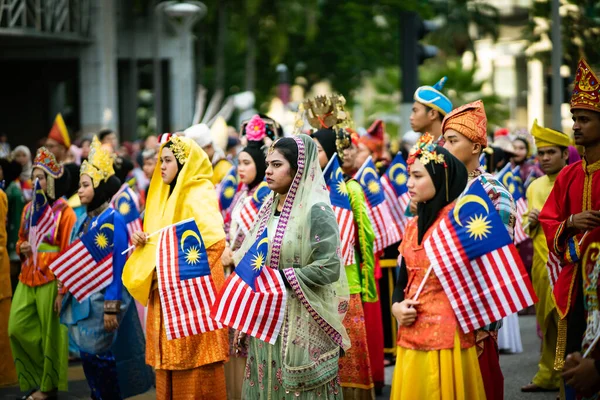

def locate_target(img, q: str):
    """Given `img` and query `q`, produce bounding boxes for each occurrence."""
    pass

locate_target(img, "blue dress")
[60,207,153,399]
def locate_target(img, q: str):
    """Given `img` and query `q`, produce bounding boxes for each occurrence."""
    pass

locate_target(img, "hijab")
[87,175,121,212]
[12,145,32,182]
[408,137,468,244]
[311,128,337,160]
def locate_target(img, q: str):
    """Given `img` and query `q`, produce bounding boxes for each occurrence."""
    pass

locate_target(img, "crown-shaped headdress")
[80,136,115,188]
[33,147,63,178]
[570,58,600,113]
[407,133,446,167]
[294,94,352,134]
[167,135,191,165]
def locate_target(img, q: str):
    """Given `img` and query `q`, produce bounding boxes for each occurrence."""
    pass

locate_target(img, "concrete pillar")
[527,59,544,127]
[79,0,118,134]
[168,30,194,131]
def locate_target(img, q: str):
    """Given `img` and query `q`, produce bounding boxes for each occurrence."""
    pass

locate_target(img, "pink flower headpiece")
[245,115,267,142]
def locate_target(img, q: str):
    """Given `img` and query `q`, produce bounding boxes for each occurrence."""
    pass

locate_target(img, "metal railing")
[0,0,92,41]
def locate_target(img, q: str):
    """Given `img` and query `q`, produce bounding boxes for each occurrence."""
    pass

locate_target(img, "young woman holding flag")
[8,147,76,400]
[58,136,153,399]
[390,134,486,399]
[123,134,229,399]
[232,134,350,399]
[312,127,377,400]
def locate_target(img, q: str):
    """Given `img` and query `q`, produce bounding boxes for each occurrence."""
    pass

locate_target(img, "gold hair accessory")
[169,135,190,165]
[295,94,352,135]
[407,133,446,167]
[80,136,115,188]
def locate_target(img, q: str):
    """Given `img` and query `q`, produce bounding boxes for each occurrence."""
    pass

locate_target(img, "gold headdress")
[294,94,352,134]
[80,136,115,188]
[168,135,191,165]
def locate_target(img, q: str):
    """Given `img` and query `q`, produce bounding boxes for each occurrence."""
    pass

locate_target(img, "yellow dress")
[523,174,561,389]
[391,206,486,400]
[0,191,17,387]
[123,136,229,399]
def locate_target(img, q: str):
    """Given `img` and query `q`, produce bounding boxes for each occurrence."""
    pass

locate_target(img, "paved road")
[1,315,559,399]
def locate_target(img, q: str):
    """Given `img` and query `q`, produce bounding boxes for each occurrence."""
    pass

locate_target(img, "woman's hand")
[20,241,32,257]
[131,231,148,247]
[409,200,418,215]
[221,247,234,268]
[104,314,119,332]
[53,293,64,314]
[233,330,246,354]
[392,299,419,327]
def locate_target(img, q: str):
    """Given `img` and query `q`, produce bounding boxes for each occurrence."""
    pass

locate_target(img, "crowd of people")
[0,58,598,400]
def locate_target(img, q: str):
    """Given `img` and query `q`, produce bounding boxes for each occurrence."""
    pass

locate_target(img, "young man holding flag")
[539,58,600,398]
[442,99,517,400]
[520,120,571,393]
[8,148,76,399]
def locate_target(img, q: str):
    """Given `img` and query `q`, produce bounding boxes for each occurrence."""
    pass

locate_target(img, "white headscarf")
[12,145,32,181]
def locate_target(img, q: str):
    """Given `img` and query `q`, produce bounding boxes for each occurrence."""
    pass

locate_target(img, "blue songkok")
[414,76,453,116]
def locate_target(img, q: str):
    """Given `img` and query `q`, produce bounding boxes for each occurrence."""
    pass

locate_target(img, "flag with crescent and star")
[237,181,271,235]
[354,157,402,252]
[381,152,411,238]
[49,210,116,302]
[111,185,143,252]
[323,154,356,266]
[156,218,223,340]
[496,164,529,244]
[211,228,287,344]
[28,178,54,266]
[424,179,537,333]
[218,166,239,214]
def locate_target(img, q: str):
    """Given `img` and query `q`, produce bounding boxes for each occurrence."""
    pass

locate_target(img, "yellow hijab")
[123,136,225,304]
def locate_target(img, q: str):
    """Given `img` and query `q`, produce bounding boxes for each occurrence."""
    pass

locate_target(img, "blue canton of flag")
[385,153,410,197]
[113,186,141,224]
[50,211,115,301]
[172,219,211,279]
[322,155,356,266]
[355,158,385,207]
[218,166,239,212]
[496,164,528,244]
[479,152,487,171]
[211,227,287,344]
[382,152,411,237]
[28,179,54,265]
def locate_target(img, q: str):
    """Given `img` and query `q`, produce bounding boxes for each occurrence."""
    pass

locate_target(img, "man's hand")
[562,352,600,396]
[20,241,32,257]
[392,299,419,327]
[569,211,600,231]
[528,208,540,229]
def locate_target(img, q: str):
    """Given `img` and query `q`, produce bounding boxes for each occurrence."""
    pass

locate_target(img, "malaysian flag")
[355,157,401,252]
[381,152,411,238]
[112,185,143,251]
[237,181,271,235]
[479,152,487,171]
[28,179,54,266]
[218,166,239,213]
[497,165,528,244]
[323,155,356,266]
[424,179,537,333]
[211,228,287,344]
[49,211,115,301]
[546,250,561,290]
[156,218,223,340]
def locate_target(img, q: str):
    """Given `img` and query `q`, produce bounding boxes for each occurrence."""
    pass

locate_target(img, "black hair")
[0,158,22,185]
[272,138,298,176]
[424,105,445,122]
[513,137,530,155]
[98,129,114,143]
[164,139,185,195]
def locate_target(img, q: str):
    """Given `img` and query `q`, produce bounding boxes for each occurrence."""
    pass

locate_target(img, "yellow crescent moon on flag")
[501,171,513,188]
[258,237,269,248]
[453,195,490,227]
[335,166,343,181]
[100,223,114,231]
[119,191,131,201]
[388,163,407,186]
[360,167,379,186]
[181,229,201,252]
[224,175,237,185]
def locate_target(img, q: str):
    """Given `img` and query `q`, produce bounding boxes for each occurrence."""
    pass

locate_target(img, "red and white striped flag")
[237,181,271,235]
[514,197,529,244]
[211,228,287,344]
[156,218,223,340]
[354,157,401,252]
[49,211,115,301]
[381,152,412,238]
[546,250,561,290]
[423,180,537,333]
[322,155,356,266]
[28,179,55,265]
[112,185,143,250]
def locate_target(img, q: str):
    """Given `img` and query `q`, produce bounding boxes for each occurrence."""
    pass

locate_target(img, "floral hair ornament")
[407,133,446,168]
[167,135,191,165]
[245,115,267,142]
[80,136,115,188]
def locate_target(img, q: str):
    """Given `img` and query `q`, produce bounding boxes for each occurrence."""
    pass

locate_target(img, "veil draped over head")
[235,134,350,389]
[123,136,225,304]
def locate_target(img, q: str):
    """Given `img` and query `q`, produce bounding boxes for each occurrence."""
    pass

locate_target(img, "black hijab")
[311,128,337,161]
[240,141,266,189]
[87,175,122,212]
[415,146,468,244]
